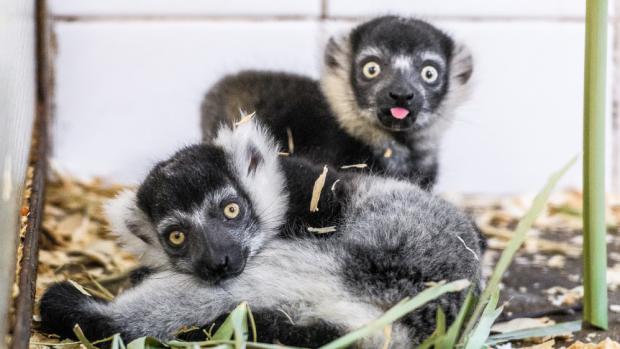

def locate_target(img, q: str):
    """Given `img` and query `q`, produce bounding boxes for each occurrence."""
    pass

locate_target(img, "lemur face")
[135,145,259,283]
[350,17,454,130]
[323,16,473,133]
[106,122,288,285]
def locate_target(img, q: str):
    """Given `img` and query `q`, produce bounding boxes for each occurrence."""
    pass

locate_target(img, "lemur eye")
[168,231,186,246]
[421,66,439,83]
[362,61,381,79]
[223,202,241,219]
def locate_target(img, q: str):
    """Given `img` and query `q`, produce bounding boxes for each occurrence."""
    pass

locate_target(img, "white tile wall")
[52,20,321,184]
[327,0,603,19]
[48,2,620,194]
[49,0,322,17]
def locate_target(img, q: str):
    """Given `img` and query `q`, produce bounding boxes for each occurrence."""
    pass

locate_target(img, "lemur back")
[40,121,482,348]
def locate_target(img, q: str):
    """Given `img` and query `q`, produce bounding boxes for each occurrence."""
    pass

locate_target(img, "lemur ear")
[213,119,288,233]
[450,42,473,85]
[324,34,350,71]
[104,189,158,258]
[213,119,279,179]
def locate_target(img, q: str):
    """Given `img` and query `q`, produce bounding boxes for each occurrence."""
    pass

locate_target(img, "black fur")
[202,72,374,171]
[280,157,351,238]
[39,282,118,341]
[180,309,343,346]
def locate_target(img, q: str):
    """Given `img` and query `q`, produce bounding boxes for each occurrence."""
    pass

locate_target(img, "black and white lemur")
[40,121,482,348]
[201,16,473,189]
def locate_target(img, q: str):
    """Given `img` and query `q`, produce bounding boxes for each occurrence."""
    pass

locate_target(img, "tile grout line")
[50,14,618,23]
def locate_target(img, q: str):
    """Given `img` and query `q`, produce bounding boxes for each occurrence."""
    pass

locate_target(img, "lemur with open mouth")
[202,16,473,189]
[40,121,482,348]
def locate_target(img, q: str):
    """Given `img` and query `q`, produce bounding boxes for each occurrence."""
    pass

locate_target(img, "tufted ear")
[213,119,289,234]
[324,33,351,71]
[104,189,166,266]
[450,42,473,86]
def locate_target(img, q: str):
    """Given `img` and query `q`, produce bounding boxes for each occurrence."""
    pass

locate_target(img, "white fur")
[320,34,393,148]
[103,190,168,267]
[419,51,446,68]
[393,55,412,72]
[213,120,289,239]
[357,46,382,61]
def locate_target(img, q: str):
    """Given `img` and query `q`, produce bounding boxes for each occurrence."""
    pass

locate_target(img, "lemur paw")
[40,282,93,339]
[40,282,115,341]
[375,141,412,176]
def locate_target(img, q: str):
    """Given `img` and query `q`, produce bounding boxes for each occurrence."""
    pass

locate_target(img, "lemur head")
[105,121,288,284]
[322,16,473,143]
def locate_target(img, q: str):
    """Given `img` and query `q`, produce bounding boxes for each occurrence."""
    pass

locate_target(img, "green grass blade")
[318,279,470,349]
[416,331,440,349]
[167,339,305,349]
[111,334,127,349]
[415,306,451,349]
[231,302,249,349]
[485,320,582,346]
[127,337,168,349]
[73,325,100,349]
[212,305,245,341]
[438,289,474,349]
[461,156,577,337]
[463,289,503,349]
[436,307,446,337]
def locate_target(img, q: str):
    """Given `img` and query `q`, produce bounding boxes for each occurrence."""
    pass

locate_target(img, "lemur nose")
[213,255,230,272]
[389,91,414,101]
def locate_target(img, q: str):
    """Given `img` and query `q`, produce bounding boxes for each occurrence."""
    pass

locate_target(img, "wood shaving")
[383,148,393,158]
[307,226,337,234]
[381,325,392,349]
[567,338,620,349]
[330,179,341,193]
[286,128,294,155]
[545,286,583,306]
[492,317,555,333]
[309,166,328,212]
[67,280,92,297]
[234,111,256,126]
[518,339,556,349]
[547,255,566,269]
[607,264,620,291]
[340,164,368,169]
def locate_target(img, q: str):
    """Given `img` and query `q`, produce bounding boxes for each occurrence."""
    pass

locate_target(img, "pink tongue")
[390,107,410,119]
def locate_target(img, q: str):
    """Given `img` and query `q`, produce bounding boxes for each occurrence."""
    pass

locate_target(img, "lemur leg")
[180,309,343,346]
[40,273,231,343]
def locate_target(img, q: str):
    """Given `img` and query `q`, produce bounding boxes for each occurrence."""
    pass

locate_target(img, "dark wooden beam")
[10,0,51,347]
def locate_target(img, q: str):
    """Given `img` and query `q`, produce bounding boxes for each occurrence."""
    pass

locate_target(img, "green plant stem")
[318,279,470,349]
[583,0,609,330]
[461,157,577,338]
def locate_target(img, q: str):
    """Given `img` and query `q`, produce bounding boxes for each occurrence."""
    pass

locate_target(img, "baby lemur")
[202,16,473,189]
[40,121,482,348]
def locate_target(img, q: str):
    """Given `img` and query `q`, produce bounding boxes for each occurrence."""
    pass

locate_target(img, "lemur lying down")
[40,121,482,348]
[202,16,473,189]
